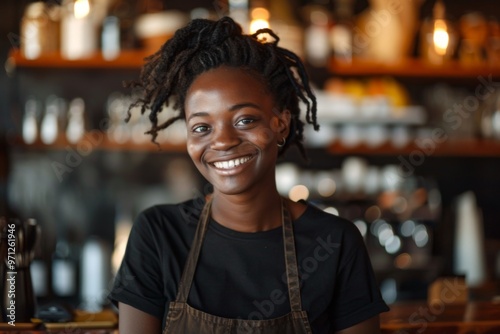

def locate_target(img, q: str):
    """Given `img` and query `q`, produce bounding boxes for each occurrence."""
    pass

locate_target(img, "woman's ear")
[278,109,291,138]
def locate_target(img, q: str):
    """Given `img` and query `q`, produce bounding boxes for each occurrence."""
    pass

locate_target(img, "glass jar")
[60,0,97,60]
[20,2,59,59]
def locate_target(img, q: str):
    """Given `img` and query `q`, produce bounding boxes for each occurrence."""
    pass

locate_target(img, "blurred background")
[1,0,500,312]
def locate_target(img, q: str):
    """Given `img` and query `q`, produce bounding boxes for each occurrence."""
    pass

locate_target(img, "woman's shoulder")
[134,197,206,230]
[296,201,363,238]
[296,201,351,224]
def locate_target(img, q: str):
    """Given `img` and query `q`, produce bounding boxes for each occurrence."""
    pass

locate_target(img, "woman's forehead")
[186,67,271,102]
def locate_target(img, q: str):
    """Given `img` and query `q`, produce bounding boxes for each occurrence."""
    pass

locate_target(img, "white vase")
[454,191,487,288]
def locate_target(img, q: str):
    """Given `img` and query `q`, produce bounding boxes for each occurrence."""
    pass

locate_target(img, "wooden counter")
[381,301,500,334]
[2,302,500,333]
[0,309,117,334]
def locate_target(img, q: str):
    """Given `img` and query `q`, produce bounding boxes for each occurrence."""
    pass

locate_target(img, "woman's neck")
[209,190,283,233]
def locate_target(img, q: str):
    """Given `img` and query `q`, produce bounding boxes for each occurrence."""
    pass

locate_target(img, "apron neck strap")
[281,197,303,311]
[175,196,213,302]
[175,196,303,312]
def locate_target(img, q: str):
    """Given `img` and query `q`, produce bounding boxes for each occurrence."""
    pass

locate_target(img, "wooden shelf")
[329,58,500,79]
[9,135,187,153]
[10,135,500,157]
[9,49,500,80]
[7,49,150,69]
[327,138,500,157]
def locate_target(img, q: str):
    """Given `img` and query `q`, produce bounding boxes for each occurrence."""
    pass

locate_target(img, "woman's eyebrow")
[229,102,261,112]
[187,111,209,122]
[188,103,262,121]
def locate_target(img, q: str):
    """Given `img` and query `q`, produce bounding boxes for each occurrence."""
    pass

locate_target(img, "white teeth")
[213,156,251,169]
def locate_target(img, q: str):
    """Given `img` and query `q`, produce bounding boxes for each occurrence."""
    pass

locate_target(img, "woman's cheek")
[252,127,277,148]
[187,140,201,160]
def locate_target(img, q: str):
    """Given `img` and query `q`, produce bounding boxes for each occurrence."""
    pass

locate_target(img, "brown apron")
[163,197,313,334]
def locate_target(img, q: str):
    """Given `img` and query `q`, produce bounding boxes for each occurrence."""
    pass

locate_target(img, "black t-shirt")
[109,197,389,333]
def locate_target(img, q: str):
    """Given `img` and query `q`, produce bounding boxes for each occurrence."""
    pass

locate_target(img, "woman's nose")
[210,124,240,150]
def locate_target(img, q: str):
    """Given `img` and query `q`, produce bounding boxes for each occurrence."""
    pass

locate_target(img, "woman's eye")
[192,125,209,133]
[236,118,256,126]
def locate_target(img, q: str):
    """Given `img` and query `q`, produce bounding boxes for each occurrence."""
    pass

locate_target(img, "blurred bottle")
[52,239,77,298]
[106,92,131,144]
[30,257,48,299]
[304,3,331,67]
[480,91,500,141]
[106,0,138,50]
[419,0,458,65]
[330,0,353,62]
[487,18,500,64]
[66,98,86,144]
[22,98,39,145]
[356,0,420,62]
[80,238,111,312]
[454,191,487,287]
[458,12,488,65]
[40,96,60,145]
[61,0,98,60]
[20,2,60,59]
[268,0,304,58]
[101,15,120,60]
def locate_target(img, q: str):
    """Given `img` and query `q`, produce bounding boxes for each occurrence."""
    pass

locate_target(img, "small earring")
[277,137,286,148]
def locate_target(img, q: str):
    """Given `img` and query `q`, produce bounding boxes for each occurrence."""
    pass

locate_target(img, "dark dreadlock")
[127,16,319,158]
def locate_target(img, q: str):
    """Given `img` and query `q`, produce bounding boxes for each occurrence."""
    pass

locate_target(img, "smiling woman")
[108,16,389,334]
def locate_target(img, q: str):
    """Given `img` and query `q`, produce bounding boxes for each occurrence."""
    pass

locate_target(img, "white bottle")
[305,8,330,67]
[52,240,76,297]
[101,16,120,61]
[80,238,111,312]
[61,0,97,60]
[66,97,86,144]
[22,98,39,144]
[40,96,59,145]
[454,191,487,287]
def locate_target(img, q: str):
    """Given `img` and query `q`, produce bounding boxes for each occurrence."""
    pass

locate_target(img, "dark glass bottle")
[330,0,354,61]
[107,0,139,50]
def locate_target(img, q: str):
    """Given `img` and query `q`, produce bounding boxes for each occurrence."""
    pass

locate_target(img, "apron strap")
[281,198,303,312]
[175,196,213,303]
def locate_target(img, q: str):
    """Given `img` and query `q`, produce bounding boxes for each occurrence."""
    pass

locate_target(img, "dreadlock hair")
[127,16,319,158]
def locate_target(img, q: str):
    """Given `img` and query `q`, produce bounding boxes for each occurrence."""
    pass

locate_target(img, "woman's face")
[184,66,290,196]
